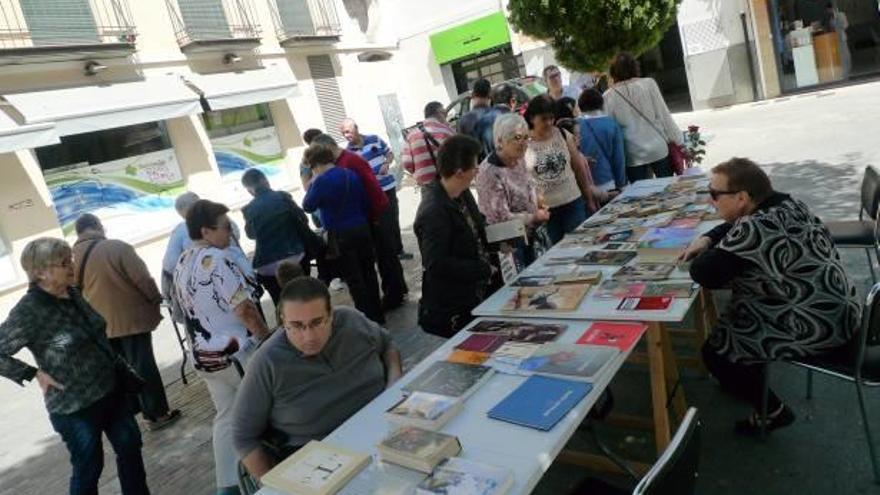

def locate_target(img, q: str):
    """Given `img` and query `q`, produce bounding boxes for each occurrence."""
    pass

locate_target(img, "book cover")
[379,426,461,460]
[576,321,648,351]
[487,375,593,431]
[638,228,698,251]
[520,343,620,381]
[554,269,602,285]
[511,275,556,287]
[260,440,371,495]
[667,217,701,229]
[502,285,589,312]
[612,263,675,281]
[386,392,460,424]
[639,211,676,228]
[602,241,638,251]
[617,296,673,311]
[594,280,647,299]
[447,350,490,365]
[492,342,539,362]
[456,334,507,353]
[416,457,514,495]
[642,282,697,298]
[469,320,565,344]
[402,361,494,398]
[577,250,637,266]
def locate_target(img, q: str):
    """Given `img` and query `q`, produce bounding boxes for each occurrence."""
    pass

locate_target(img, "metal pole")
[741,11,761,101]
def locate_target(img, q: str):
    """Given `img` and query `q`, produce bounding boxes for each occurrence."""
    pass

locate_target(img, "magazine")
[502,285,590,312]
[469,320,565,344]
[577,250,637,266]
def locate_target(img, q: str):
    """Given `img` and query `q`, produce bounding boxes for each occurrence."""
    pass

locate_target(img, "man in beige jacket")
[73,213,180,431]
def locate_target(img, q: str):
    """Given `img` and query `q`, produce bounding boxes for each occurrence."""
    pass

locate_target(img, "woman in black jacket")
[414,135,499,338]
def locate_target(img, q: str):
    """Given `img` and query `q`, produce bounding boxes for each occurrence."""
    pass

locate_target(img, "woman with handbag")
[0,237,150,495]
[603,52,685,182]
[302,144,384,324]
[475,113,551,270]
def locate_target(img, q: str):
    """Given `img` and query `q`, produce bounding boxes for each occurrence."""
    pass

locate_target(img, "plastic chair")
[570,408,702,495]
[825,166,880,282]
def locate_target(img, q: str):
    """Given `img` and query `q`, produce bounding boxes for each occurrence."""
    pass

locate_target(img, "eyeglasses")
[507,133,528,142]
[708,188,740,201]
[286,315,329,333]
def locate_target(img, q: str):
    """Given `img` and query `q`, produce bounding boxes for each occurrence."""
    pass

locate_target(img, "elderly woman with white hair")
[0,237,150,495]
[475,113,551,269]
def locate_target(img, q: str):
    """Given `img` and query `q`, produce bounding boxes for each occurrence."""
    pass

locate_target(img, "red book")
[577,321,648,351]
[456,334,507,353]
[617,296,673,311]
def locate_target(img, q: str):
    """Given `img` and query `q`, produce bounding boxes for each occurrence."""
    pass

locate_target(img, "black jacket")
[242,188,306,269]
[414,182,494,320]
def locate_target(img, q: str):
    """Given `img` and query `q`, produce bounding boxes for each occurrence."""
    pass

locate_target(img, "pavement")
[4,80,880,494]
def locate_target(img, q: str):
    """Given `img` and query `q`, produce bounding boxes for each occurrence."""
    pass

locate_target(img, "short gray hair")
[493,113,528,148]
[20,237,71,283]
[175,192,200,216]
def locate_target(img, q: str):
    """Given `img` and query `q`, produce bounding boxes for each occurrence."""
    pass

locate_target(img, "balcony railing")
[0,0,136,52]
[268,0,341,45]
[165,0,261,51]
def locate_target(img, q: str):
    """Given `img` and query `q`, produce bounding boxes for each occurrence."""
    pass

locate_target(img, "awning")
[183,64,298,112]
[0,108,59,153]
[3,76,202,137]
[429,11,511,65]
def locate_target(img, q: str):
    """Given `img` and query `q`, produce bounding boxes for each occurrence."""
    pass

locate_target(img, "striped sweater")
[401,118,455,185]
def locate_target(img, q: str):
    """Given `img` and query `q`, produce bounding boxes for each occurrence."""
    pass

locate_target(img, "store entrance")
[450,44,525,95]
[769,0,880,92]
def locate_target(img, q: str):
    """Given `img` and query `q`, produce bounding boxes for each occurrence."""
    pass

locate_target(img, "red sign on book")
[576,321,648,351]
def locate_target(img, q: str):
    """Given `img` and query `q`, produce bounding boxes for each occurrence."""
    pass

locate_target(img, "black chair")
[760,282,880,483]
[570,408,701,495]
[825,165,880,282]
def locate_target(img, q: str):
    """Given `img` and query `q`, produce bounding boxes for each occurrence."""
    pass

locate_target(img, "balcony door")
[178,0,231,41]
[20,0,100,46]
[277,0,315,36]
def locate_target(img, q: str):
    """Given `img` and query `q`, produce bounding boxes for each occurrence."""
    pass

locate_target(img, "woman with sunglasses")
[680,158,859,437]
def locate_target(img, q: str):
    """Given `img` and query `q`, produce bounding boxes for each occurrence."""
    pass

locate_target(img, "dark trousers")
[256,273,283,307]
[336,225,384,324]
[385,188,405,255]
[373,198,408,302]
[49,392,149,495]
[109,333,169,422]
[547,198,588,244]
[626,156,674,183]
[702,343,782,412]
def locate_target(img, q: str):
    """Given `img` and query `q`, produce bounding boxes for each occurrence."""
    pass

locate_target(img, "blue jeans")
[547,199,587,244]
[49,392,149,495]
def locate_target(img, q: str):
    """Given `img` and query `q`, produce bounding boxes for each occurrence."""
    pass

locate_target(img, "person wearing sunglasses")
[680,158,860,437]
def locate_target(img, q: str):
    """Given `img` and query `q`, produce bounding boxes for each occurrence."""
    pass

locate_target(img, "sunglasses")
[708,188,740,201]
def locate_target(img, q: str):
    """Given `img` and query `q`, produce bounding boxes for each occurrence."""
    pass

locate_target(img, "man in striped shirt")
[401,101,455,188]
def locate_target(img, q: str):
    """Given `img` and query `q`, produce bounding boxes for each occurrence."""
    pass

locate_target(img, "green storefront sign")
[429,12,511,65]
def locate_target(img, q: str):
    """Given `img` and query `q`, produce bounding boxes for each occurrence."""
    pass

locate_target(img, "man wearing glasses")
[232,277,402,480]
[680,158,859,437]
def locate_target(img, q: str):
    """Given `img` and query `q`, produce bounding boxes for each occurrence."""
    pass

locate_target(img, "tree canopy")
[507,0,682,72]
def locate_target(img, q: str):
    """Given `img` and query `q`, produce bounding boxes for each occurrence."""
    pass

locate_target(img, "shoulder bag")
[613,87,687,175]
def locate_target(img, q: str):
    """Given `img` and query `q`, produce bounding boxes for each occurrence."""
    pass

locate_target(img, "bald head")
[339,118,361,145]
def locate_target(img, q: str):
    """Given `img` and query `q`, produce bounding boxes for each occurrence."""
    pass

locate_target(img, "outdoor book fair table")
[256,175,720,494]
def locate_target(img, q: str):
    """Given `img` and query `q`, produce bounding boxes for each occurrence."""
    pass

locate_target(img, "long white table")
[256,317,637,495]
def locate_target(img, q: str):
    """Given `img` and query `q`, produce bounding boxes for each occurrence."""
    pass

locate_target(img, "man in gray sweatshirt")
[231,276,403,480]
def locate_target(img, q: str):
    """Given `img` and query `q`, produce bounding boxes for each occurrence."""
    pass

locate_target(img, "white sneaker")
[329,278,347,291]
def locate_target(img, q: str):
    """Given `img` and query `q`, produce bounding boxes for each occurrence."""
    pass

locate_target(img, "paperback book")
[416,457,514,495]
[469,320,565,344]
[612,262,675,281]
[511,275,556,287]
[260,440,370,495]
[617,296,673,311]
[593,280,647,299]
[520,343,620,381]
[491,342,540,362]
[502,285,589,312]
[638,227,698,252]
[378,426,462,474]
[576,321,648,351]
[554,269,603,285]
[602,241,638,251]
[642,282,698,298]
[402,361,494,399]
[487,375,593,431]
[456,334,507,353]
[577,250,637,266]
[447,350,490,365]
[385,392,463,431]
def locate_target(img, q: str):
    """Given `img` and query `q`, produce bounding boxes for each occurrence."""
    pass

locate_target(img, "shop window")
[202,103,273,139]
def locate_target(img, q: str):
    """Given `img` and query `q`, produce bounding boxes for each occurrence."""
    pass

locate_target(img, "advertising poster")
[211,125,293,204]
[43,148,185,241]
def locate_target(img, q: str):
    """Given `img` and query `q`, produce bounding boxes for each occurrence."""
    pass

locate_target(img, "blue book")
[487,375,592,431]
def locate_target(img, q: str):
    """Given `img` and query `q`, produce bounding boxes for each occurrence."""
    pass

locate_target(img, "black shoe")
[734,405,796,437]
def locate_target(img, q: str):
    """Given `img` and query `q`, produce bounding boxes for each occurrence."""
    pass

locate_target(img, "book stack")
[416,457,514,495]
[385,392,464,430]
[519,343,620,381]
[377,426,462,474]
[260,440,371,495]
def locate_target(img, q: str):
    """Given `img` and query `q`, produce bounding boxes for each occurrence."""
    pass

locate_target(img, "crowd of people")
[0,52,865,495]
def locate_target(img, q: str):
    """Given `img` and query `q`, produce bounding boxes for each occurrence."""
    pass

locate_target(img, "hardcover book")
[519,343,620,381]
[612,263,675,281]
[502,284,589,312]
[576,321,648,351]
[487,375,593,431]
[577,250,637,266]
[260,440,370,495]
[402,361,494,399]
[617,296,673,311]
[385,392,463,431]
[469,320,565,344]
[416,457,514,495]
[378,427,462,474]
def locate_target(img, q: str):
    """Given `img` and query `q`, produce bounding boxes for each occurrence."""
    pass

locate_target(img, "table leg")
[691,291,711,376]
[660,323,688,424]
[646,322,672,452]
